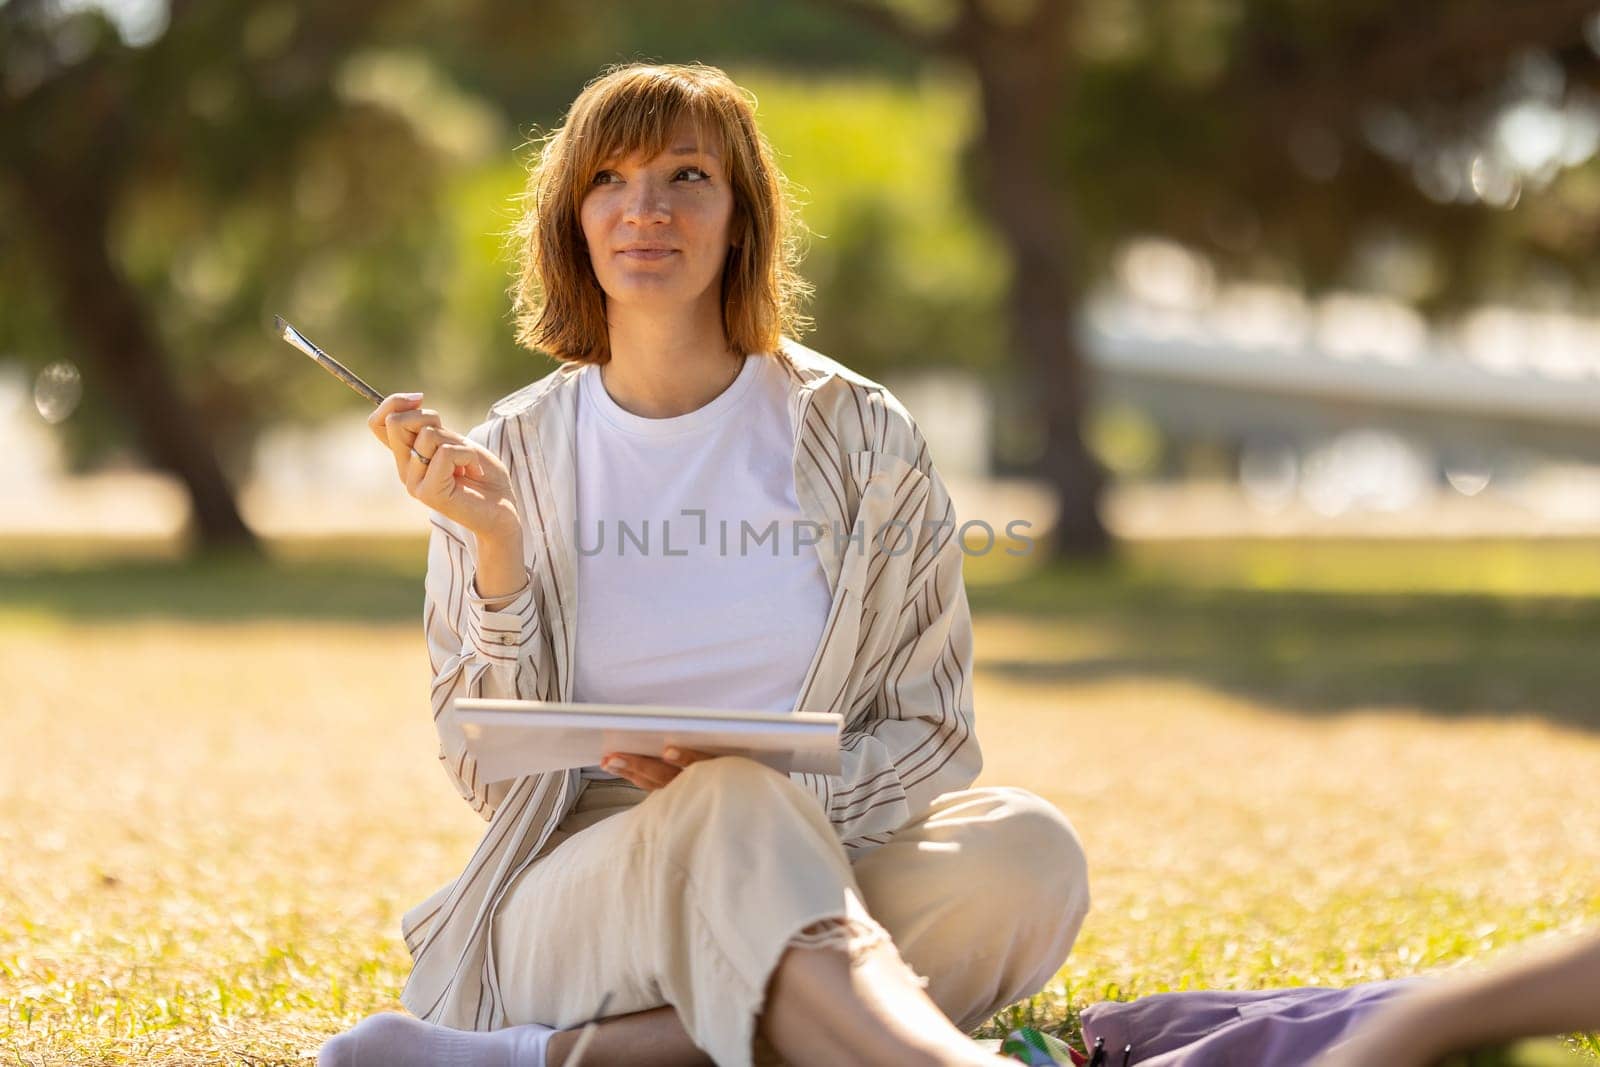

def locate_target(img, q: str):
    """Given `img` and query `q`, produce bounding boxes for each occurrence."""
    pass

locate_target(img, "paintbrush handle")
[274,316,387,406]
[311,349,385,406]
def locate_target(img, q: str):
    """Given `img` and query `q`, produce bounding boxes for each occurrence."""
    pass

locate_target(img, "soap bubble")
[34,360,83,424]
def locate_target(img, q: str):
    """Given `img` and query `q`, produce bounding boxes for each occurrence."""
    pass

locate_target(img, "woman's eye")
[591,167,709,186]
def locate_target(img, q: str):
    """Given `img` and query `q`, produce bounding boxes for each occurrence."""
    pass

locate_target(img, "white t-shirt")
[571,352,835,780]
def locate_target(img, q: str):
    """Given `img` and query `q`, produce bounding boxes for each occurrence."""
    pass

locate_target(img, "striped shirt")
[399,337,983,1030]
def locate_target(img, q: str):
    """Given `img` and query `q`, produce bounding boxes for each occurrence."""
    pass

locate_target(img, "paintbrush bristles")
[275,318,318,359]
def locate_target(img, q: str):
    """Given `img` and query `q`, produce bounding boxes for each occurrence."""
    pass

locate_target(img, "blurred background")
[5,1,1600,1063]
[7,0,1600,556]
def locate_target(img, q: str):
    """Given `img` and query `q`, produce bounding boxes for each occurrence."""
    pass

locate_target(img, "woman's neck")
[599,298,743,418]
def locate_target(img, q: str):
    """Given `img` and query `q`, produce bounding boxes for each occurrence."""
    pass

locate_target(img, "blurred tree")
[1056,0,1600,306]
[0,0,431,554]
[809,0,1600,560]
[812,0,1111,557]
[729,71,1008,386]
[0,0,948,556]
[9,0,1600,563]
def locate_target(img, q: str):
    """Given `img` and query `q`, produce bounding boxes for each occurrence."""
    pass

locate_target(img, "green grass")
[0,535,428,625]
[968,549,1600,731]
[2,536,1598,1063]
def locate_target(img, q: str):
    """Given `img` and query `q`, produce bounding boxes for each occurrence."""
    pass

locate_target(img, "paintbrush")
[272,315,386,406]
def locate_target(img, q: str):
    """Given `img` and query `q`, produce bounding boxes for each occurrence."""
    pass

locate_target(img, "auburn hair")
[508,62,813,364]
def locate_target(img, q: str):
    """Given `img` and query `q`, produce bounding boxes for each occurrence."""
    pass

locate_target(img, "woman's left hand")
[599,746,719,791]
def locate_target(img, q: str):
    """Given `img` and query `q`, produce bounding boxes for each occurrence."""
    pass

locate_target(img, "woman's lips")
[618,249,677,260]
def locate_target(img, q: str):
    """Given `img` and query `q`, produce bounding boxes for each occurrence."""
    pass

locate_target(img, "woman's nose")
[623,181,670,223]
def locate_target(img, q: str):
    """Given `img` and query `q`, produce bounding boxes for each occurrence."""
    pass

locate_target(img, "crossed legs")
[544,931,1003,1067]
[494,760,1089,1066]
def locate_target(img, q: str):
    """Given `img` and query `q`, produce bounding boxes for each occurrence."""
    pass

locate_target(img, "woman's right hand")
[368,392,522,541]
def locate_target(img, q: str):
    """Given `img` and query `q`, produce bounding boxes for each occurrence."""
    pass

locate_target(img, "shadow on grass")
[969,558,1600,732]
[0,537,429,624]
[6,536,1600,732]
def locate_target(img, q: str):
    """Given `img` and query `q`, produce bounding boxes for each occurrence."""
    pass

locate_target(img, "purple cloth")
[1081,978,1428,1066]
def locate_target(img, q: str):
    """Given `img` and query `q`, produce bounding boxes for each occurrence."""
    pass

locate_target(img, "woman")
[319,62,1089,1067]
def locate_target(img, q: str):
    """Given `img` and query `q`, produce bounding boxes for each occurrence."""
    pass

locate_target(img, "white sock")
[317,1011,557,1067]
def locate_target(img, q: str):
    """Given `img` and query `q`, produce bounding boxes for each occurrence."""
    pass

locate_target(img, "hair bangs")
[569,78,729,208]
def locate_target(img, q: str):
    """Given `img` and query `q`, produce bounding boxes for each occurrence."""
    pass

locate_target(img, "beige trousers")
[490,757,1090,1067]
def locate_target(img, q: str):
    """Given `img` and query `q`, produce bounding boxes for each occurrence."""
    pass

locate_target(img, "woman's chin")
[603,279,718,309]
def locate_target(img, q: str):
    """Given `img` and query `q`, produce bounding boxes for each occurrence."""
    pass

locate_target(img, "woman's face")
[580,119,737,318]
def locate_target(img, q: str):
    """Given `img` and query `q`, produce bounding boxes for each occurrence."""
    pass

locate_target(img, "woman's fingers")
[368,393,425,447]
[596,749,726,791]
[408,441,479,497]
[390,419,520,538]
[602,754,681,791]
[661,747,716,767]
[381,407,445,478]
[370,395,520,539]
[608,762,659,790]
[618,750,720,791]
[369,395,487,495]
[399,424,471,487]
[368,392,420,435]
[628,756,680,790]
[413,424,470,457]
[387,408,443,457]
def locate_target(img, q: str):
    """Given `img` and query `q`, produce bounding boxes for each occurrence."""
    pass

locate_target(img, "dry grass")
[3,540,1599,1063]
[1,622,476,1064]
[978,649,1600,1002]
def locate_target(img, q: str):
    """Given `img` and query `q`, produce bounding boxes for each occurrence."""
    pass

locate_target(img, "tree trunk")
[21,171,261,556]
[960,3,1111,560]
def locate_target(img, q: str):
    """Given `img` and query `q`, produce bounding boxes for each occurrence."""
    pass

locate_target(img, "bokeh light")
[33,360,83,424]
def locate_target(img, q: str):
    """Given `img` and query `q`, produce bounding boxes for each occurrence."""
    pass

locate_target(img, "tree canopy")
[5,0,1599,555]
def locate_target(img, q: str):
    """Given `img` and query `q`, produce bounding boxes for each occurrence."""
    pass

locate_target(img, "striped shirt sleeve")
[797,437,983,850]
[421,419,545,822]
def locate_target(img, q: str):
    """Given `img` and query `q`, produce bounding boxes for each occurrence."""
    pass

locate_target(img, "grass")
[2,536,1599,1064]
